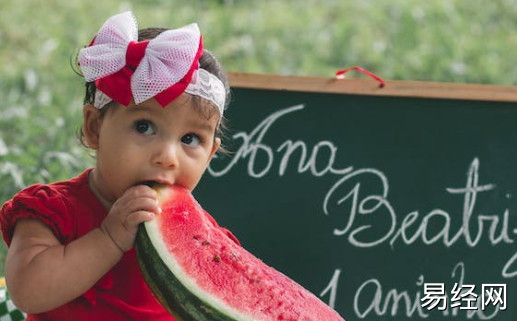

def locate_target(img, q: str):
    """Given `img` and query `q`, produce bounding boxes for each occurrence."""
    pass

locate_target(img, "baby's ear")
[82,105,102,149]
[208,137,221,162]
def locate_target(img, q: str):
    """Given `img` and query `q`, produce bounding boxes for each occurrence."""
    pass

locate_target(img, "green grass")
[0,0,516,273]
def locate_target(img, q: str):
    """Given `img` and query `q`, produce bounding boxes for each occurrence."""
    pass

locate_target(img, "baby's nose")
[153,142,179,168]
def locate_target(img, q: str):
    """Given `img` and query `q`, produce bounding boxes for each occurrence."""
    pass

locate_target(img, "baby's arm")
[4,185,160,313]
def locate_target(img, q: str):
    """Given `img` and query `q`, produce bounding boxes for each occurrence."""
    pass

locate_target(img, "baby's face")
[92,94,220,203]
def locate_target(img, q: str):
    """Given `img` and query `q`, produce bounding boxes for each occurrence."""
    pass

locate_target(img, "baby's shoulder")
[6,178,81,212]
[4,170,90,213]
[0,171,90,244]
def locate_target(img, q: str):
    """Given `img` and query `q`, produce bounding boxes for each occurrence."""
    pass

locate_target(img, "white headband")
[93,68,226,114]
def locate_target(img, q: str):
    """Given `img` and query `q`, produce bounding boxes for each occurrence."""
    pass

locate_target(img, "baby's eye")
[181,133,201,147]
[133,120,155,135]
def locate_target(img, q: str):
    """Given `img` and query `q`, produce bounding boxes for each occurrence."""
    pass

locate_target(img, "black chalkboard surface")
[194,73,517,321]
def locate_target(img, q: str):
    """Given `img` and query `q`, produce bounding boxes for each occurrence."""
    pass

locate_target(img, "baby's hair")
[76,27,231,154]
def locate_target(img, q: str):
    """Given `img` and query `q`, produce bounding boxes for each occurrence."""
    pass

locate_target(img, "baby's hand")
[100,185,161,252]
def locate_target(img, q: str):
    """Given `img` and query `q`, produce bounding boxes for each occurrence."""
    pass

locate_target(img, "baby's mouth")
[137,180,168,189]
[138,180,158,188]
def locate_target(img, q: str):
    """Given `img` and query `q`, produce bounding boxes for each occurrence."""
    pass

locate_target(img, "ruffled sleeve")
[0,184,73,246]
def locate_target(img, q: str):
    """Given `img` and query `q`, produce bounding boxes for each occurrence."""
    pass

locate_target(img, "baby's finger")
[116,185,158,207]
[125,210,156,228]
[125,197,161,214]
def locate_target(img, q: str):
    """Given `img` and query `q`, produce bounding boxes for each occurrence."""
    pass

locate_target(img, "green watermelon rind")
[135,220,255,321]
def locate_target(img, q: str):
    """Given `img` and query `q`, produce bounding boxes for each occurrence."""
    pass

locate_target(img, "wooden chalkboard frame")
[229,72,517,102]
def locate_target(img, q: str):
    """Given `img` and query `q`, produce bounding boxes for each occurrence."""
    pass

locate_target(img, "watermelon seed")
[202,241,210,246]
[213,254,221,262]
[200,305,213,313]
[193,235,202,240]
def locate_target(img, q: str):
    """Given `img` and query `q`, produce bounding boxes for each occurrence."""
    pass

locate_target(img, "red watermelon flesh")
[139,185,346,321]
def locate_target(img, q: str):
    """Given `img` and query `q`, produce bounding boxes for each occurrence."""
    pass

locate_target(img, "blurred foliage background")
[0,0,516,272]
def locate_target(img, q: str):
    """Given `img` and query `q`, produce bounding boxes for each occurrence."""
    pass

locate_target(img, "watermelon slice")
[135,185,346,321]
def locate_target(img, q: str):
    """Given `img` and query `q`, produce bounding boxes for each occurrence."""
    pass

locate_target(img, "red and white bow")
[78,11,203,107]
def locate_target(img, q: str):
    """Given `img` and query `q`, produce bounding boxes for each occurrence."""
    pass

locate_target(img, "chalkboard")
[194,73,517,321]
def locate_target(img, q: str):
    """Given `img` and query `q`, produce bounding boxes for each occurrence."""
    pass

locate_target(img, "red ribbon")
[95,40,149,106]
[335,66,385,88]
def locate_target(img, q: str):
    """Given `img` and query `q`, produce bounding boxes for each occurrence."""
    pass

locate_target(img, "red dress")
[0,169,174,321]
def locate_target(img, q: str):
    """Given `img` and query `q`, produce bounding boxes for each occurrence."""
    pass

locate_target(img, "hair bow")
[78,11,203,107]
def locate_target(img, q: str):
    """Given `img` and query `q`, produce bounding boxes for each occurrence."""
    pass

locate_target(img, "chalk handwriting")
[319,268,341,309]
[502,251,517,278]
[324,158,514,248]
[209,104,352,178]
[321,262,501,319]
